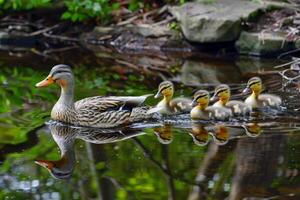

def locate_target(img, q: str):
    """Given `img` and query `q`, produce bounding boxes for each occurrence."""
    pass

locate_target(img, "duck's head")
[243,77,262,95]
[210,84,230,105]
[35,156,74,180]
[154,81,174,99]
[191,90,210,108]
[35,64,74,88]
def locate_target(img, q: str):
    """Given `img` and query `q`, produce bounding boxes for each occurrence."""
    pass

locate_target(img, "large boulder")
[169,0,267,43]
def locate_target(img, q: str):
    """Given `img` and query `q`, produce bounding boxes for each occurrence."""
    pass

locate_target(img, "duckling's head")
[243,77,262,95]
[210,84,230,104]
[191,90,210,108]
[35,157,74,180]
[154,81,174,99]
[35,64,74,88]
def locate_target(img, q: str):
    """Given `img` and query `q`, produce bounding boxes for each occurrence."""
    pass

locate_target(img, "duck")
[211,84,252,116]
[190,90,232,120]
[243,77,282,109]
[148,81,192,115]
[35,64,153,128]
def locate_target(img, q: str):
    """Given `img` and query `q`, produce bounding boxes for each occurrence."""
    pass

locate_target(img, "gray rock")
[236,31,295,56]
[169,0,267,43]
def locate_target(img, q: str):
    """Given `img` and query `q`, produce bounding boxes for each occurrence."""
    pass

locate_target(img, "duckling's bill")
[242,87,250,94]
[154,91,162,98]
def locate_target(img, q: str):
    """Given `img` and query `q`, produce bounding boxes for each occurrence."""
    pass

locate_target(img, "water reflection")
[35,122,266,180]
[35,123,145,180]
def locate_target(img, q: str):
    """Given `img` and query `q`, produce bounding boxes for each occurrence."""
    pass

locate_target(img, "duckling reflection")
[189,123,209,146]
[210,125,229,146]
[153,124,173,144]
[242,122,262,138]
[35,123,145,180]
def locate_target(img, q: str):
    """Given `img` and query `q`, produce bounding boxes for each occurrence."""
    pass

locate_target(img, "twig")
[277,48,300,59]
[116,14,141,26]
[43,45,78,55]
[43,32,79,42]
[274,59,300,69]
[152,16,175,26]
[115,59,139,70]
[29,24,61,36]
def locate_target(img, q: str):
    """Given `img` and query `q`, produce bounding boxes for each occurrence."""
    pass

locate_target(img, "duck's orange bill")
[35,76,54,88]
[35,159,54,170]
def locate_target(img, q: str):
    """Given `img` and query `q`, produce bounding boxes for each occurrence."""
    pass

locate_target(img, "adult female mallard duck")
[35,64,152,128]
[148,81,192,115]
[190,90,232,120]
[210,84,252,116]
[243,77,282,109]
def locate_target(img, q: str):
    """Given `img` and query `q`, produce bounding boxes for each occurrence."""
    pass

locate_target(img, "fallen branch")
[43,32,79,42]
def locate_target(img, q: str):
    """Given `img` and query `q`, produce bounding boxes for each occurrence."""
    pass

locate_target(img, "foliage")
[0,0,51,10]
[0,0,190,23]
[62,0,119,22]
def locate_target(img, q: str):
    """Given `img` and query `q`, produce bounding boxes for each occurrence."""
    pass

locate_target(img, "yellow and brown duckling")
[243,77,282,109]
[149,81,192,115]
[35,64,152,128]
[190,90,232,120]
[211,84,252,116]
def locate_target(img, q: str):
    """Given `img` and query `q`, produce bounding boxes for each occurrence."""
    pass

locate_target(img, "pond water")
[0,49,300,200]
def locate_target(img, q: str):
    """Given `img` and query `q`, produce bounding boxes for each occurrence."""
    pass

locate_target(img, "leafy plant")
[0,0,51,10]
[62,0,119,23]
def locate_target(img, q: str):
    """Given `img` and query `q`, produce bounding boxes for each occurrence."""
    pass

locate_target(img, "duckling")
[190,90,232,120]
[211,84,252,116]
[243,77,282,109]
[149,81,192,115]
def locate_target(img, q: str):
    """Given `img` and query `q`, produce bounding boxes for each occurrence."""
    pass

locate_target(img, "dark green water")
[0,49,300,200]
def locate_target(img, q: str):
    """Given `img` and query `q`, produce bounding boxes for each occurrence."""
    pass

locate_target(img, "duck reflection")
[35,123,145,180]
[153,124,173,144]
